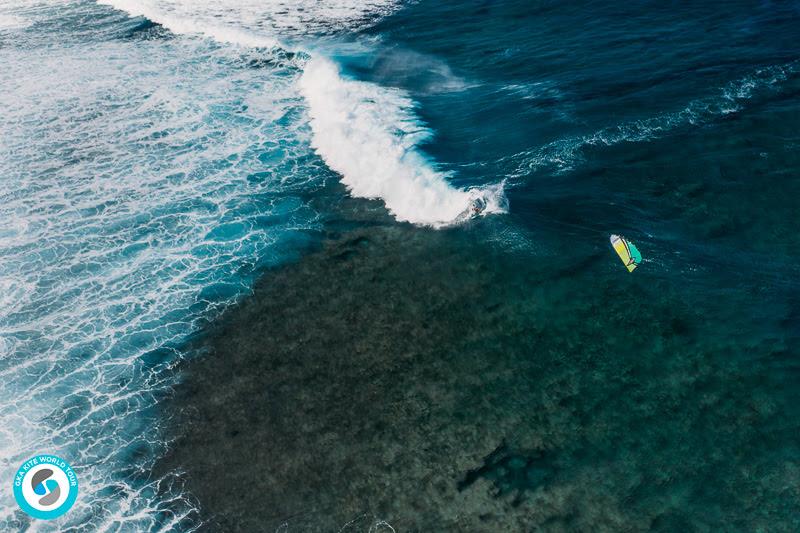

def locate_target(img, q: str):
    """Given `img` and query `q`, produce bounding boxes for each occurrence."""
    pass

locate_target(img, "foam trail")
[98,1,503,228]
[300,57,506,227]
[505,60,800,178]
[0,2,323,529]
[97,0,282,48]
[0,13,31,30]
[97,0,403,46]
[1,1,503,529]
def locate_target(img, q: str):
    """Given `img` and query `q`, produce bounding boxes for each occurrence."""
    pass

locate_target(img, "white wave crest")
[299,57,506,227]
[98,0,401,46]
[0,13,31,31]
[97,0,282,48]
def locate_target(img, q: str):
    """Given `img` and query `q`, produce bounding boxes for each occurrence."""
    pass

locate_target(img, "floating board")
[610,234,641,272]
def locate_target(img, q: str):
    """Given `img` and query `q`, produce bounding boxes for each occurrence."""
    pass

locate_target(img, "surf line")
[298,56,507,227]
[98,0,507,228]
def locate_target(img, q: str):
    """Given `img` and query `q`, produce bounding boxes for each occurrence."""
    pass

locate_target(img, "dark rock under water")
[158,219,800,532]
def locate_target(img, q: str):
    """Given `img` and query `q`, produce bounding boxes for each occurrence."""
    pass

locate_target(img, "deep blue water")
[368,1,800,272]
[1,0,799,531]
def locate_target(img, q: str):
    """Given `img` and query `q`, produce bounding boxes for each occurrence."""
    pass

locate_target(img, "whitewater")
[0,0,505,531]
[299,57,506,226]
[99,0,507,227]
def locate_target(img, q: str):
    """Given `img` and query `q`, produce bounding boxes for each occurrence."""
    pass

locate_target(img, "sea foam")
[98,0,402,44]
[0,13,30,31]
[0,3,318,528]
[98,0,282,48]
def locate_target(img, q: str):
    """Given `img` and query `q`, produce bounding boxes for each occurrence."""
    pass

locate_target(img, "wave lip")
[300,57,506,227]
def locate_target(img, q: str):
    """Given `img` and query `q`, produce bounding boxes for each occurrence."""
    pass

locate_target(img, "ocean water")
[1,0,799,531]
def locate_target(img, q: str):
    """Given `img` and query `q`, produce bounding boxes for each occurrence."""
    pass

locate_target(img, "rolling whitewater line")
[98,0,507,228]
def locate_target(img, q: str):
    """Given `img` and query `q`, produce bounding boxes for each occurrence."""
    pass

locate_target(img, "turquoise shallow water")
[1,0,799,531]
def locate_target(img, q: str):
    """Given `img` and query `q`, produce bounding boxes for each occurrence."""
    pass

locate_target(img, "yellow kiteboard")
[610,234,642,272]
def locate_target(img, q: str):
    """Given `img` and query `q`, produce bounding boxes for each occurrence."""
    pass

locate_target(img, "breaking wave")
[300,57,506,227]
[98,0,501,228]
